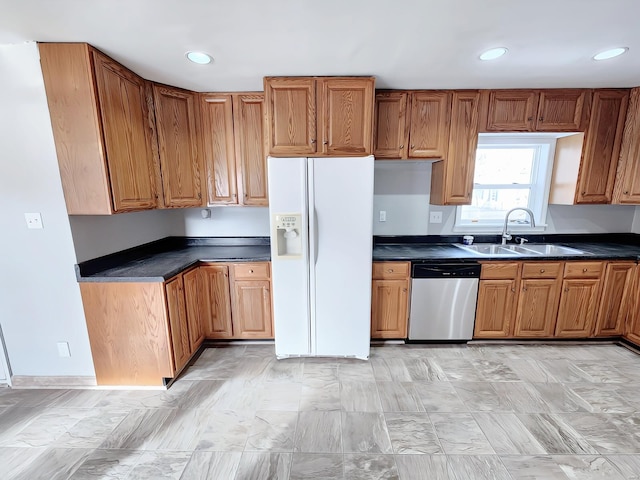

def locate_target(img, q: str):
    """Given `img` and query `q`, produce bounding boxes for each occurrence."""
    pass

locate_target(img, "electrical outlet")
[57,342,71,358]
[25,212,43,229]
[430,211,443,224]
[379,210,387,222]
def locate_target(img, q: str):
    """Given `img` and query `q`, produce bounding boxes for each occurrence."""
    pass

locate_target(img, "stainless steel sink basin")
[453,243,588,257]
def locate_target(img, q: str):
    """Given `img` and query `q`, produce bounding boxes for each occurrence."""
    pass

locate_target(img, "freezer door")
[267,157,311,357]
[309,156,374,359]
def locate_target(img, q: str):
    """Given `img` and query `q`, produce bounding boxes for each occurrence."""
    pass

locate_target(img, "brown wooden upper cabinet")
[200,93,268,206]
[40,43,161,214]
[264,76,375,156]
[613,87,640,204]
[550,89,629,205]
[481,89,588,132]
[374,91,451,159]
[430,91,481,205]
[152,85,204,208]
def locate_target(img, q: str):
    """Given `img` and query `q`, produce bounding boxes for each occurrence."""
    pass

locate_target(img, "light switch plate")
[25,212,43,229]
[57,342,71,358]
[379,210,387,222]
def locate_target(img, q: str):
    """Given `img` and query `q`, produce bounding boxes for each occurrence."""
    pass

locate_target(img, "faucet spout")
[502,207,536,245]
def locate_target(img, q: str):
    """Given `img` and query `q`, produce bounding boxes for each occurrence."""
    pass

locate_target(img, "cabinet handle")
[540,269,545,273]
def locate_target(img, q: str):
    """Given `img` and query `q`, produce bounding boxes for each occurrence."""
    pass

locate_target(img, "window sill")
[452,224,548,234]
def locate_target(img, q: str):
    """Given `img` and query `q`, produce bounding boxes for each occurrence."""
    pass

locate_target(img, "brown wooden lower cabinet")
[594,262,635,336]
[200,265,234,338]
[474,279,517,338]
[514,277,562,337]
[371,262,410,338]
[555,278,601,337]
[183,268,206,351]
[165,276,192,372]
[624,265,640,345]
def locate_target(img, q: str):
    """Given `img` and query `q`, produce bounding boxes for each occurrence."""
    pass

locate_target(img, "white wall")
[69,209,184,262]
[0,42,94,377]
[183,207,270,237]
[373,161,637,235]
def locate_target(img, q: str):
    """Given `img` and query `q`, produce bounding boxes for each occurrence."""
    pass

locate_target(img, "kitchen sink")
[453,243,588,257]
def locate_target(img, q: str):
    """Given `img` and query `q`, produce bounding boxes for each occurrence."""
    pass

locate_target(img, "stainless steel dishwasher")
[408,263,480,341]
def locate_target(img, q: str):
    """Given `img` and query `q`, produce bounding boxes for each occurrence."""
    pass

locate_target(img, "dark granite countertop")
[77,234,640,283]
[76,237,271,282]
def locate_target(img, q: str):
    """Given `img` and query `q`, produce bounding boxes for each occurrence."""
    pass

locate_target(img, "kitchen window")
[454,135,557,232]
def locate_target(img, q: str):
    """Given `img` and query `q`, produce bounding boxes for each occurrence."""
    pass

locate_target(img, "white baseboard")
[10,375,97,389]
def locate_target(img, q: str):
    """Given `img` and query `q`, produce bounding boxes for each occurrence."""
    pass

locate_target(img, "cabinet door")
[201,265,234,338]
[231,280,273,339]
[613,88,640,204]
[200,94,237,205]
[165,277,191,372]
[92,50,159,211]
[594,262,635,336]
[234,94,268,206]
[474,279,517,338]
[535,89,587,131]
[624,265,640,344]
[371,279,409,338]
[576,90,629,204]
[555,279,600,337]
[514,278,561,337]
[408,91,451,158]
[153,85,203,207]
[430,91,480,205]
[484,90,538,132]
[317,77,375,155]
[264,77,317,155]
[183,268,205,351]
[373,92,409,159]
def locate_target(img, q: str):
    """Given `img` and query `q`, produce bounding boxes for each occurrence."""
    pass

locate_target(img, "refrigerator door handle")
[308,164,318,266]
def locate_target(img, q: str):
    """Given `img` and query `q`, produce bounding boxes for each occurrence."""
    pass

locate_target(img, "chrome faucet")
[502,207,536,245]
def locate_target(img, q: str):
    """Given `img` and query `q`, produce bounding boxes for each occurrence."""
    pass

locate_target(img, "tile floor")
[1,343,640,479]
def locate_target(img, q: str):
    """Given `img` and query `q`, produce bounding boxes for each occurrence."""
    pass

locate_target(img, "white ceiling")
[1,0,639,92]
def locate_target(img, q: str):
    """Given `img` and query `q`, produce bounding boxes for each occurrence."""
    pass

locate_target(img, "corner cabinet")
[153,85,204,208]
[40,43,161,214]
[613,87,640,204]
[371,262,410,338]
[430,91,480,205]
[200,93,268,206]
[594,261,635,336]
[264,76,375,157]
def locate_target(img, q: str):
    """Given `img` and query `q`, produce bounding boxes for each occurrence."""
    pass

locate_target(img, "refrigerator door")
[268,157,311,357]
[309,156,374,359]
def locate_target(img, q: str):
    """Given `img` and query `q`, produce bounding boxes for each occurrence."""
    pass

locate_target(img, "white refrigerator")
[268,156,374,360]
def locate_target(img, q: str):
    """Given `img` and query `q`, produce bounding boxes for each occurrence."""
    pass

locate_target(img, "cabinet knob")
[565,287,570,292]
[583,268,588,272]
[581,192,586,196]
[511,288,516,293]
[539,117,544,121]
[523,287,528,292]
[624,191,629,195]
[311,139,316,143]
[249,269,254,273]
[387,269,394,273]
[323,140,328,145]
[527,117,533,121]
[403,288,408,292]
[410,145,415,149]
[399,144,404,149]
[197,192,202,199]
[540,269,545,273]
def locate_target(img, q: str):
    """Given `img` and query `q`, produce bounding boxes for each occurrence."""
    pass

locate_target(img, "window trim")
[453,135,557,233]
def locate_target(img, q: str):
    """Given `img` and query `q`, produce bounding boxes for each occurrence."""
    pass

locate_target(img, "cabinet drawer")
[232,262,270,280]
[564,261,604,279]
[373,262,410,279]
[522,262,562,279]
[480,262,519,279]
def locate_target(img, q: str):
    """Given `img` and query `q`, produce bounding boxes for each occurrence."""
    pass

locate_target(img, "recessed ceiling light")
[479,47,508,61]
[185,51,212,65]
[593,47,628,61]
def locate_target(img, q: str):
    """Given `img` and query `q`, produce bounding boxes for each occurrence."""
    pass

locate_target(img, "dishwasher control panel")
[411,263,481,279]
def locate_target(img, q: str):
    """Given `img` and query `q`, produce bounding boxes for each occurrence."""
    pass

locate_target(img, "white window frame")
[453,135,557,233]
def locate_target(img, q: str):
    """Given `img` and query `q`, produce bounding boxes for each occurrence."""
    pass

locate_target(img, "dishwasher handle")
[412,263,481,279]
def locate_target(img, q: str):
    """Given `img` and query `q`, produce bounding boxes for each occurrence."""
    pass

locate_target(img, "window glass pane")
[460,188,531,222]
[474,148,535,185]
